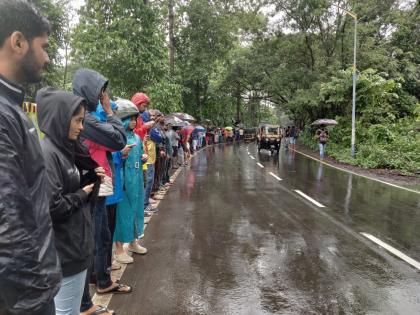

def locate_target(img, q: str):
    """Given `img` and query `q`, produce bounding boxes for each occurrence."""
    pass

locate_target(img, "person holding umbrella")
[312,119,336,158]
[315,125,329,158]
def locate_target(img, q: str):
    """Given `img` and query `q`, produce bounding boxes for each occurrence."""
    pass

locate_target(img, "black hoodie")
[37,87,94,277]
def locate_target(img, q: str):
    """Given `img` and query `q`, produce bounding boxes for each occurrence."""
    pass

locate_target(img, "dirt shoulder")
[295,144,420,192]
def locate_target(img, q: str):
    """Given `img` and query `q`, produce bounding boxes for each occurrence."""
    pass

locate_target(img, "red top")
[134,115,149,140]
[181,127,193,143]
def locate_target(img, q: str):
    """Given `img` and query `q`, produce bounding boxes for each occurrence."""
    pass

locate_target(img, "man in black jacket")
[0,1,61,314]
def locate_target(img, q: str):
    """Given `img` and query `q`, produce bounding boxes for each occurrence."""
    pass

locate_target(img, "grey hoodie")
[72,68,126,150]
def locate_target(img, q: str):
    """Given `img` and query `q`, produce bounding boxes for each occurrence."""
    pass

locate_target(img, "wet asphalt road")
[110,143,420,315]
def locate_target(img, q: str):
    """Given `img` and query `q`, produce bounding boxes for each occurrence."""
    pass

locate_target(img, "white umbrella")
[311,119,338,126]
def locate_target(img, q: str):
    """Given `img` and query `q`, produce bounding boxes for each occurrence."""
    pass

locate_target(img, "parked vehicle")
[244,128,257,142]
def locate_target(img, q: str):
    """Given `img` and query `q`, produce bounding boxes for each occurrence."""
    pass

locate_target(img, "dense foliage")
[36,0,419,173]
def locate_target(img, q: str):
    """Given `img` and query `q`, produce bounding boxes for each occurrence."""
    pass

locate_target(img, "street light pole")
[332,5,357,158]
[351,17,357,158]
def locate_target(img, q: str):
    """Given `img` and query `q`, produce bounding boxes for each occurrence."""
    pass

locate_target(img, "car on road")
[257,123,281,154]
[244,128,257,142]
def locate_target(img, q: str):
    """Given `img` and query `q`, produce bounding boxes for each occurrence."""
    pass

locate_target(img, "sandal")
[111,262,121,271]
[82,305,115,315]
[96,283,132,295]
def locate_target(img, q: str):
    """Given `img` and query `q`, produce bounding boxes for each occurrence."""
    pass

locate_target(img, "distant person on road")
[316,125,329,158]
[289,126,297,151]
[0,2,61,314]
[285,126,291,150]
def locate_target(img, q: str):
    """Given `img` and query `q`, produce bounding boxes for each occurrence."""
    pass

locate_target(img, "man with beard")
[0,1,61,314]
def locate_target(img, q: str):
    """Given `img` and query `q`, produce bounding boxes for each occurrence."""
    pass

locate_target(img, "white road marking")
[269,172,282,181]
[250,156,255,160]
[293,148,419,195]
[257,163,264,168]
[294,190,325,207]
[360,233,420,271]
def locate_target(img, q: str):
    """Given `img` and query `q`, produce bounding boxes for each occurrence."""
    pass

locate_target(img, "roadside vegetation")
[30,0,419,174]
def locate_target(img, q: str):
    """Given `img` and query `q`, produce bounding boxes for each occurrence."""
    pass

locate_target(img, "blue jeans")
[34,299,55,315]
[319,143,326,158]
[80,197,112,312]
[55,270,87,315]
[144,164,155,208]
[92,197,112,289]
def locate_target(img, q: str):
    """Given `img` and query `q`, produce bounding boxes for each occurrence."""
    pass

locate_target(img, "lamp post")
[333,5,358,158]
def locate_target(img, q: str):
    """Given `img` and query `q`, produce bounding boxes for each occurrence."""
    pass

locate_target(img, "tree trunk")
[168,0,175,75]
[63,43,68,88]
[235,82,241,123]
[195,80,201,120]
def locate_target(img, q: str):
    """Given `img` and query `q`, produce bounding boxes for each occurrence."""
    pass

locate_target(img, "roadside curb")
[92,142,223,308]
[291,148,420,195]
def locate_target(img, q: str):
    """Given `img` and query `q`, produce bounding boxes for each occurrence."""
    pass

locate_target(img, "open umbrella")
[225,126,233,131]
[173,112,196,122]
[164,115,186,126]
[194,125,206,132]
[311,119,338,126]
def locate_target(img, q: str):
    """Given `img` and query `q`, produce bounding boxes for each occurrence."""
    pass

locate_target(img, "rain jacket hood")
[37,87,85,160]
[131,92,150,109]
[72,68,108,112]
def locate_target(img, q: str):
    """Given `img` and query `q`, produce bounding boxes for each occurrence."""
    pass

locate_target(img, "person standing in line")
[177,129,185,167]
[113,99,148,264]
[151,115,167,196]
[143,110,160,213]
[131,92,153,141]
[0,2,61,314]
[192,127,199,152]
[37,88,104,315]
[93,100,124,272]
[315,125,329,158]
[72,69,131,315]
[171,126,180,169]
[162,123,174,187]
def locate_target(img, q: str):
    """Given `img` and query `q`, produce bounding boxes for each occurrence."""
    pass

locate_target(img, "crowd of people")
[0,2,333,315]
[0,2,212,315]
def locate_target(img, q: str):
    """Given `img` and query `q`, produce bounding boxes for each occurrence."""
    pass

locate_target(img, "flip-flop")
[86,305,115,315]
[97,283,132,295]
[111,263,121,271]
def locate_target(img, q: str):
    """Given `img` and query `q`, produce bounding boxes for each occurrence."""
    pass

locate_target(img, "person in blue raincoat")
[113,99,149,264]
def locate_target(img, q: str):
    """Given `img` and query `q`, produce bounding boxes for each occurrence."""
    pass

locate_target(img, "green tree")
[72,0,182,112]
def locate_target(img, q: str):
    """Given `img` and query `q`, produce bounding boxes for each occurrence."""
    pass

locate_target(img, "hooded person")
[131,92,153,140]
[112,99,148,264]
[72,69,131,315]
[37,87,99,315]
